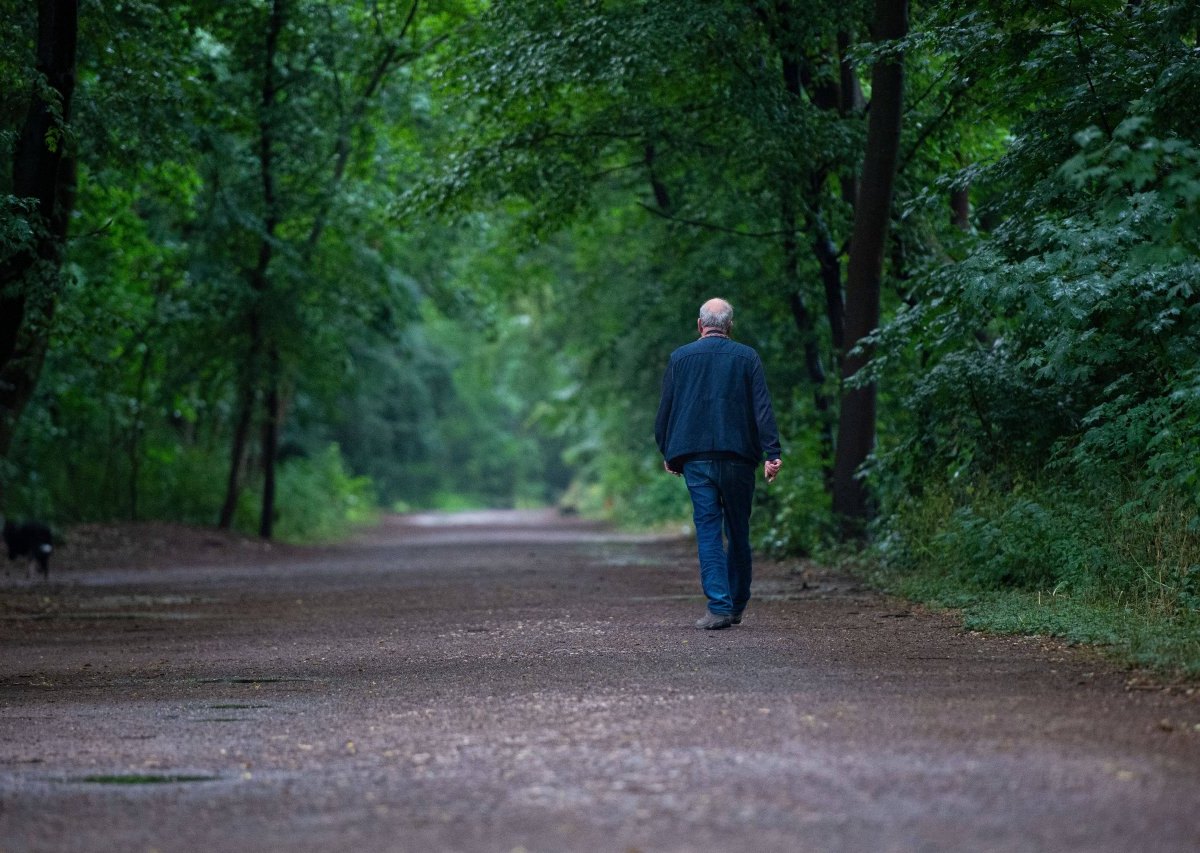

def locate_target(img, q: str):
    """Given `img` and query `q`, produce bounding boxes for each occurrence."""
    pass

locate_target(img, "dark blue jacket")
[654,336,781,468]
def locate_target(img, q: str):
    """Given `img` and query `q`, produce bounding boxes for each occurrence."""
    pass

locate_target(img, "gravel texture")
[0,509,1198,852]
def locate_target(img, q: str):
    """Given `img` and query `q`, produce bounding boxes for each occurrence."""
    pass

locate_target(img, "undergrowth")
[866,478,1200,676]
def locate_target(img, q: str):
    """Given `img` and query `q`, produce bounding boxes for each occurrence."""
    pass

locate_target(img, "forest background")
[2,0,1198,672]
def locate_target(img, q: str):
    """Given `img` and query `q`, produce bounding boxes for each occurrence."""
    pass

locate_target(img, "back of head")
[699,298,733,333]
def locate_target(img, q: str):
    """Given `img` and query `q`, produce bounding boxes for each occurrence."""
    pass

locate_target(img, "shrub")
[267,444,378,543]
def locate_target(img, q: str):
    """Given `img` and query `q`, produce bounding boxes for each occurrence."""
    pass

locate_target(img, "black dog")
[3,518,54,579]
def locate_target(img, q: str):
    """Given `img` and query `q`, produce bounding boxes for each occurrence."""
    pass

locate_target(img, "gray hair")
[698,299,733,332]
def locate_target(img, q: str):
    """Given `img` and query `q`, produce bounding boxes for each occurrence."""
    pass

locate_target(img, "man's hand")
[663,460,682,477]
[764,458,782,483]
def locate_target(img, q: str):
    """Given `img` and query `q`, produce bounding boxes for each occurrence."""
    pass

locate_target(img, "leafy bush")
[754,426,833,557]
[865,33,1200,672]
[877,476,1200,672]
[138,444,233,526]
[265,445,378,543]
[886,477,1200,604]
[598,455,692,530]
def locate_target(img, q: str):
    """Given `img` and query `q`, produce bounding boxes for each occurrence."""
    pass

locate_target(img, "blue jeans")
[683,458,755,616]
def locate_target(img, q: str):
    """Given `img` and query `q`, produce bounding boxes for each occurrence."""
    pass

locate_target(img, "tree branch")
[637,203,788,238]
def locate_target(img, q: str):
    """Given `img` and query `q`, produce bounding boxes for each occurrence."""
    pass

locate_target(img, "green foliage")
[874,3,1200,507]
[853,0,1200,671]
[267,445,377,543]
[877,477,1200,673]
[882,572,1200,676]
[754,399,834,555]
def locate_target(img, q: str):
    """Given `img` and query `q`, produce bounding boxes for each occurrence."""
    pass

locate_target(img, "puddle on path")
[195,676,315,685]
[68,774,220,785]
[191,717,248,723]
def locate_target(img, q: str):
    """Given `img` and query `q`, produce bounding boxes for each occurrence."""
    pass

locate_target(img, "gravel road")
[1,510,1198,852]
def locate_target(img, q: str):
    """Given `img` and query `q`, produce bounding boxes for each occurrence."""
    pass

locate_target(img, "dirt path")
[1,510,1198,852]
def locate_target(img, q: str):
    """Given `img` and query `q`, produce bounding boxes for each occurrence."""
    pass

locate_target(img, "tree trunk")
[253,0,285,539]
[259,345,281,539]
[808,30,861,366]
[0,0,78,485]
[218,376,256,529]
[810,213,846,356]
[219,0,285,533]
[831,0,908,537]
[128,342,153,521]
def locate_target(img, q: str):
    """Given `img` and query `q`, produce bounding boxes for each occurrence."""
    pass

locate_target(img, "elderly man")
[655,298,783,630]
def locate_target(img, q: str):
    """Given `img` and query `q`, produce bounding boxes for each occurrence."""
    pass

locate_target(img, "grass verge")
[870,567,1200,678]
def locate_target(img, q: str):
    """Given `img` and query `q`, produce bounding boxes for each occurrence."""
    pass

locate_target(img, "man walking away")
[655,298,783,630]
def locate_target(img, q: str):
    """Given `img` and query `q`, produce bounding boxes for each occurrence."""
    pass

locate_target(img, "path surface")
[1,510,1198,852]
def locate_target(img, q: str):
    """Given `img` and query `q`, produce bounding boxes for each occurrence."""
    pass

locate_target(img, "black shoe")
[730,611,744,625]
[695,612,733,630]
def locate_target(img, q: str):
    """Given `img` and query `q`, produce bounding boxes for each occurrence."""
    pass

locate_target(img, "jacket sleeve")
[654,358,674,458]
[751,356,781,460]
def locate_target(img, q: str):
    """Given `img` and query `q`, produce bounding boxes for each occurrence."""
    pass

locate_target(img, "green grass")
[864,477,1200,678]
[866,554,1200,678]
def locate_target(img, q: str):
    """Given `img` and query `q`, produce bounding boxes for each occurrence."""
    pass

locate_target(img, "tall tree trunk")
[0,0,78,496]
[253,0,284,539]
[808,29,861,368]
[831,0,908,537]
[219,0,285,533]
[259,345,281,539]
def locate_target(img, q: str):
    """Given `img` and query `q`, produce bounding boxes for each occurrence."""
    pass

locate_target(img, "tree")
[0,0,78,491]
[831,0,908,533]
[194,0,448,537]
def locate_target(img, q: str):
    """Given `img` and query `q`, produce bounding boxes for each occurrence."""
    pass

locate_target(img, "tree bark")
[831,0,908,537]
[0,0,78,484]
